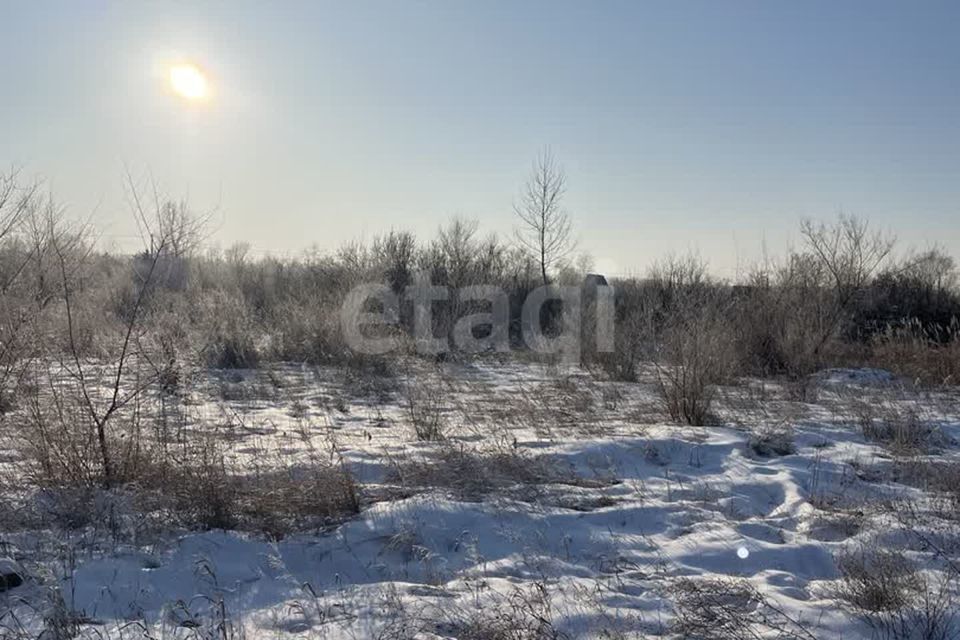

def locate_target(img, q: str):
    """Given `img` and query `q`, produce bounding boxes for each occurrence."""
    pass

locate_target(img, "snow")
[2,361,959,638]
[816,367,899,387]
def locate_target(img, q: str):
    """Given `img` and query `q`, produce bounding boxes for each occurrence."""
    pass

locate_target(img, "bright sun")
[168,63,210,102]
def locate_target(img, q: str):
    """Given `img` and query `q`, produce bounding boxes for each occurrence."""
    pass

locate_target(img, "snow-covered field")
[2,360,959,638]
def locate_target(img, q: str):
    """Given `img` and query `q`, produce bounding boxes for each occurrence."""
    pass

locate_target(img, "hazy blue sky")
[2,1,958,275]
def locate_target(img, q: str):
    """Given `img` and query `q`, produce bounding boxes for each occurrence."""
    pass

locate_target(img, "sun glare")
[168,63,210,102]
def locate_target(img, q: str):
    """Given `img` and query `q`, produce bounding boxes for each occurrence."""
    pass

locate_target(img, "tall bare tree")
[799,214,894,354]
[514,149,574,285]
[800,214,894,303]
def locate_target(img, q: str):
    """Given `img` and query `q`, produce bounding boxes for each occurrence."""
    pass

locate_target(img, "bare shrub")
[239,460,361,537]
[0,173,46,412]
[151,434,238,530]
[13,364,163,490]
[23,186,194,489]
[833,547,957,639]
[732,215,895,397]
[835,548,921,612]
[800,214,895,341]
[806,511,864,541]
[748,423,796,457]
[669,577,818,640]
[652,258,738,425]
[496,375,602,438]
[404,377,447,441]
[883,476,960,587]
[859,248,960,347]
[198,289,260,368]
[377,582,569,640]
[135,435,360,537]
[271,299,342,363]
[733,255,833,399]
[596,279,653,382]
[441,584,568,640]
[388,445,593,500]
[14,385,360,537]
[852,400,942,455]
[891,460,960,515]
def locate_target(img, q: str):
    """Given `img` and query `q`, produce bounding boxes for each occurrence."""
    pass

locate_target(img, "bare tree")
[799,214,895,354]
[514,149,574,285]
[434,217,480,288]
[48,182,187,486]
[0,169,35,245]
[800,214,894,307]
[372,229,417,293]
[900,246,957,305]
[0,170,42,407]
[649,255,737,424]
[125,170,212,259]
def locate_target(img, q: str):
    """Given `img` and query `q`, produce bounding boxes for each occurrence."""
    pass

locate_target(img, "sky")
[1,1,958,277]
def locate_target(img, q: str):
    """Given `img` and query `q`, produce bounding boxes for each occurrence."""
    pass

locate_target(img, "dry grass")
[852,400,944,456]
[9,418,360,539]
[387,444,601,501]
[834,548,922,613]
[375,582,569,640]
[871,325,960,388]
[832,547,957,639]
[403,376,448,442]
[129,437,361,537]
[668,577,818,640]
[747,424,796,457]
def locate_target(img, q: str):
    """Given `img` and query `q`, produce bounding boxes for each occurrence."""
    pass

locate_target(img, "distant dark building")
[583,273,608,289]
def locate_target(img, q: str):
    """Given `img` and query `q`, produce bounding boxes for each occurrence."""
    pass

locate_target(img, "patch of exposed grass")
[388,445,606,500]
